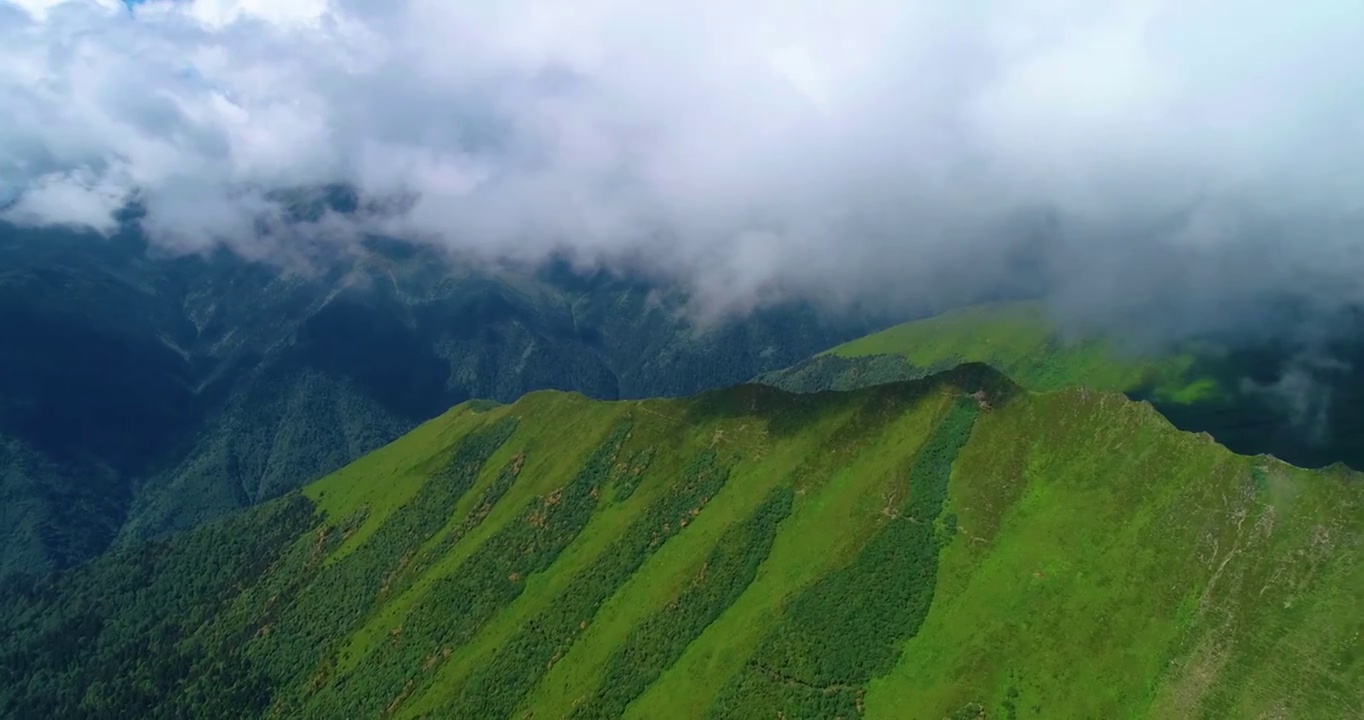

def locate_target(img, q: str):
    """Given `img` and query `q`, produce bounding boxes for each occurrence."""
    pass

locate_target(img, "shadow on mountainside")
[686,362,1021,440]
[1131,340,1364,472]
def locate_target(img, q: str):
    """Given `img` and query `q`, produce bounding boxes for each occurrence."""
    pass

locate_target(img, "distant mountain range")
[0,221,895,580]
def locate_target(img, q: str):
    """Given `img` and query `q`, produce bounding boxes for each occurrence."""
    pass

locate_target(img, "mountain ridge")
[4,362,1360,719]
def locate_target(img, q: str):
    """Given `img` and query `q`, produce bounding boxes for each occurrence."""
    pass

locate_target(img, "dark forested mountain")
[0,222,893,580]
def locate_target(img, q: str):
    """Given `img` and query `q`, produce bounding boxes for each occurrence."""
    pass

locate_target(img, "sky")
[2,0,1363,332]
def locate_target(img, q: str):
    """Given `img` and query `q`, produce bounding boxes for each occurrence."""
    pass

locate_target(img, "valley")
[0,224,887,579]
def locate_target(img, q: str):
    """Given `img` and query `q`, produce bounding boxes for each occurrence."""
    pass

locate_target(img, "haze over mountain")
[5,0,1364,474]
[2,0,1362,335]
[3,3,1364,716]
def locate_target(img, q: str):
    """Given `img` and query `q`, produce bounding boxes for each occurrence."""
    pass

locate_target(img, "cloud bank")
[3,0,1363,326]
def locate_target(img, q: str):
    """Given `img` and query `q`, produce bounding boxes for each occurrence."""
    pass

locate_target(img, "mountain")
[757,302,1188,393]
[759,301,1364,471]
[3,364,1361,719]
[0,222,893,580]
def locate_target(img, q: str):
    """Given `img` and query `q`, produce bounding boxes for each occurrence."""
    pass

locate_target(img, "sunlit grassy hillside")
[3,364,1361,719]
[758,302,1216,400]
[759,301,1364,471]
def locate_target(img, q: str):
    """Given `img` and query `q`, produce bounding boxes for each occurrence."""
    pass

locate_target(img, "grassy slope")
[755,301,1364,472]
[868,388,1364,718]
[759,301,1220,404]
[5,365,1363,719]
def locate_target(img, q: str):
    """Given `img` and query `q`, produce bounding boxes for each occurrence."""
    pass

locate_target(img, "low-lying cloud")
[3,0,1363,326]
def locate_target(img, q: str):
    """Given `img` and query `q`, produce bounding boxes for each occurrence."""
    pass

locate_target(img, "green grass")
[861,388,1364,718]
[710,396,981,718]
[569,485,796,719]
[759,301,1216,403]
[303,401,497,563]
[6,363,1364,719]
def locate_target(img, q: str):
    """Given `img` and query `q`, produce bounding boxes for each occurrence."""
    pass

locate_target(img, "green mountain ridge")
[5,363,1361,719]
[756,301,1237,401]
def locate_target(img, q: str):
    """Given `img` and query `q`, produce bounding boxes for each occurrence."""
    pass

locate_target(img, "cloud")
[1240,351,1352,444]
[2,0,1363,324]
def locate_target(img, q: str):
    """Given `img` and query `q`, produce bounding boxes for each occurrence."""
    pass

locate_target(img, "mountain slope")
[757,302,1208,396]
[3,365,1361,719]
[0,224,889,578]
[760,301,1364,471]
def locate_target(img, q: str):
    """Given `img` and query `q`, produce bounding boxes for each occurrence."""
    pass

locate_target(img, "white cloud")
[1,0,1363,323]
[2,164,130,233]
[6,0,118,21]
[176,0,333,30]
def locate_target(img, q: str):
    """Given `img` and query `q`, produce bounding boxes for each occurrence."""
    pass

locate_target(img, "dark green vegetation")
[760,301,1364,472]
[711,397,979,718]
[444,448,731,718]
[0,222,892,579]
[4,364,1363,718]
[570,485,795,720]
[286,420,631,718]
[0,494,317,719]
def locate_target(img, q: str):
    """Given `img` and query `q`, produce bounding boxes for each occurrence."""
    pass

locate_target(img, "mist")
[3,0,1363,331]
